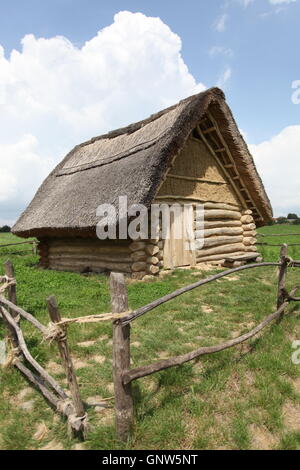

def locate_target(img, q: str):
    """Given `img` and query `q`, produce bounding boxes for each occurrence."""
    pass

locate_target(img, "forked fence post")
[277,244,289,322]
[47,295,88,436]
[110,272,133,442]
[3,260,19,350]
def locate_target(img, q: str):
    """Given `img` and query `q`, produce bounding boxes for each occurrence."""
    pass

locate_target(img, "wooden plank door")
[163,205,196,269]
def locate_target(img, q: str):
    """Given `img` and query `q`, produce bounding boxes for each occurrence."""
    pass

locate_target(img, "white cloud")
[213,14,229,32]
[217,66,232,87]
[209,46,234,57]
[269,0,297,4]
[250,125,300,216]
[0,11,205,225]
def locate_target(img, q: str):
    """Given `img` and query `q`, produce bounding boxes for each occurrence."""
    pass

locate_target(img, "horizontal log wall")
[195,203,259,266]
[47,238,132,274]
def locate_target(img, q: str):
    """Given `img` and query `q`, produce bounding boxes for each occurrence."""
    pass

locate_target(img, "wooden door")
[163,205,196,269]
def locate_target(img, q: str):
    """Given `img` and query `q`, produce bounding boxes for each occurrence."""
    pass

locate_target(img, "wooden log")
[277,244,289,322]
[202,235,243,249]
[243,210,253,215]
[145,244,159,256]
[0,297,48,335]
[3,260,18,349]
[110,273,133,442]
[241,215,254,224]
[204,210,241,220]
[129,241,146,252]
[196,252,246,263]
[131,251,147,262]
[147,265,160,275]
[49,246,129,255]
[243,237,257,246]
[244,246,258,252]
[197,220,242,229]
[242,223,256,232]
[49,260,132,272]
[131,261,147,272]
[47,296,87,436]
[48,254,132,263]
[49,264,132,274]
[202,227,243,238]
[122,301,288,384]
[0,306,67,400]
[203,203,241,212]
[147,257,159,265]
[14,360,85,434]
[196,243,245,258]
[243,231,257,238]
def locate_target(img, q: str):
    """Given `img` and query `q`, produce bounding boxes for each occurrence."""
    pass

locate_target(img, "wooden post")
[3,260,19,349]
[277,244,288,322]
[110,272,133,441]
[4,260,17,308]
[47,296,87,435]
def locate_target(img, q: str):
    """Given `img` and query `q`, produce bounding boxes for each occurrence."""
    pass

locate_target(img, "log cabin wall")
[41,238,132,274]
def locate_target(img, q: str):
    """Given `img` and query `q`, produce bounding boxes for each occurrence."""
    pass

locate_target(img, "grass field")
[0,228,300,450]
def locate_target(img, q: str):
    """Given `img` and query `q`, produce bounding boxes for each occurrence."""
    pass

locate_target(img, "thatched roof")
[13,87,272,238]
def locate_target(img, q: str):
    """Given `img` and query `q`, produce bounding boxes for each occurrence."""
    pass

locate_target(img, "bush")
[0,225,11,233]
[276,217,288,225]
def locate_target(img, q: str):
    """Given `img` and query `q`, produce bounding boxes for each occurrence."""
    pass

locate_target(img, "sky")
[0,0,299,225]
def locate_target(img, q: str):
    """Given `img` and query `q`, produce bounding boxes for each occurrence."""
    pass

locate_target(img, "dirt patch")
[91,355,106,365]
[40,440,64,450]
[46,361,64,375]
[33,422,49,441]
[250,424,278,450]
[202,305,213,314]
[78,340,96,348]
[99,335,109,342]
[17,387,32,401]
[225,276,240,282]
[157,351,170,359]
[131,341,141,347]
[72,358,89,370]
[282,402,300,431]
[94,407,114,426]
[73,443,86,450]
[19,400,35,412]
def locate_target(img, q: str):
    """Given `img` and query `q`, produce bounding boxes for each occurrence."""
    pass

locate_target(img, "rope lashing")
[43,322,67,343]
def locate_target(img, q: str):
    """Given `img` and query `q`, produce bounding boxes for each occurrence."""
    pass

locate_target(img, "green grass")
[0,229,300,450]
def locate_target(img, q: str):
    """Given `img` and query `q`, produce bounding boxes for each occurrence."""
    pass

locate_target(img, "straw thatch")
[13,87,272,238]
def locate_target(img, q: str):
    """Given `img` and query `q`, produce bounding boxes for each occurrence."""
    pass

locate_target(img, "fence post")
[110,272,133,441]
[47,296,87,435]
[277,244,289,322]
[3,260,19,349]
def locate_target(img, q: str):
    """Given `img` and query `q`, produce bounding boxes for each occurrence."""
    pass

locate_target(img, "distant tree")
[0,225,11,232]
[287,213,298,220]
[292,219,300,225]
[276,217,288,225]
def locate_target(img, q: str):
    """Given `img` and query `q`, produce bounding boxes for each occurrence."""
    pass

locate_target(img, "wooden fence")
[0,240,38,255]
[257,232,300,247]
[0,245,300,442]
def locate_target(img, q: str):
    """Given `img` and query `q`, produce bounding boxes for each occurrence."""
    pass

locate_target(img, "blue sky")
[0,0,299,222]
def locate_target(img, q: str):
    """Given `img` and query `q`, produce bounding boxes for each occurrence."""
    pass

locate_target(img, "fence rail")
[0,240,38,255]
[0,244,299,442]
